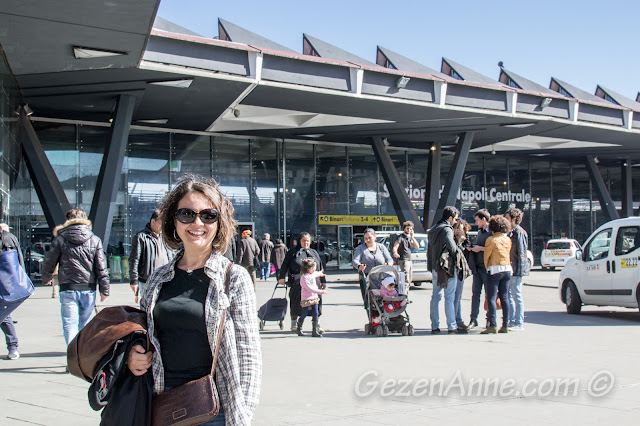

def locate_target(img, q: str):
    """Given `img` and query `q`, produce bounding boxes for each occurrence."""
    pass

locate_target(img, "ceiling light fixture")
[149,79,194,89]
[73,46,127,59]
[539,97,553,109]
[491,144,496,155]
[395,76,410,89]
[135,119,169,125]
[430,144,436,151]
[22,104,34,116]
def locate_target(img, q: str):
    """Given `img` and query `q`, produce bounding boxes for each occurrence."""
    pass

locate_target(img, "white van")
[559,217,640,314]
[375,232,432,285]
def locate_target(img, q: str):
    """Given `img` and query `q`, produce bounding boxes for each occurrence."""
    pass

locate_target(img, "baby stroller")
[363,265,414,337]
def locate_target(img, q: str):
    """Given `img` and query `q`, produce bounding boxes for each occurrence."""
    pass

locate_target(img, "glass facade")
[7,119,640,270]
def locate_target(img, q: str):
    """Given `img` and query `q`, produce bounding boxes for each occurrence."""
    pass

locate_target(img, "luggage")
[257,283,288,331]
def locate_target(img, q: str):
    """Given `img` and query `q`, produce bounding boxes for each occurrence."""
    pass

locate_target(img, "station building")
[1,1,639,271]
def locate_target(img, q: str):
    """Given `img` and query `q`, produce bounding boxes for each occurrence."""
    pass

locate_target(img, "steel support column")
[89,95,135,245]
[20,110,71,229]
[371,137,424,233]
[435,132,474,220]
[423,142,441,228]
[584,156,619,222]
[621,159,633,218]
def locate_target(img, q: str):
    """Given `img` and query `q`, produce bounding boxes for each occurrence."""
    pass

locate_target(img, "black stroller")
[363,265,414,337]
[258,282,288,331]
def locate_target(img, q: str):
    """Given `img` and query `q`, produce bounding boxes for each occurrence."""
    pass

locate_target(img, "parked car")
[467,230,534,269]
[375,232,432,285]
[559,217,640,314]
[540,238,582,270]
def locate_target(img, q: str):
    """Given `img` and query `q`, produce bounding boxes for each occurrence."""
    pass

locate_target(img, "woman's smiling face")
[175,191,218,254]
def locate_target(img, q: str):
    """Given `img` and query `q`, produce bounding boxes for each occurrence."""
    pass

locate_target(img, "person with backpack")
[0,223,25,360]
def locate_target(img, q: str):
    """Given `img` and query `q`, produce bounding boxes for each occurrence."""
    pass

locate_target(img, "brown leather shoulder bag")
[151,262,233,426]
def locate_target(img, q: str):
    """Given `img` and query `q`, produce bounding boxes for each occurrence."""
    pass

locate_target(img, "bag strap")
[210,261,233,376]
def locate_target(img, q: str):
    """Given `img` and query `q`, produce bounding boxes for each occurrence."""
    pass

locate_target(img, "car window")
[583,228,612,261]
[615,226,640,256]
[547,242,570,250]
[412,237,428,253]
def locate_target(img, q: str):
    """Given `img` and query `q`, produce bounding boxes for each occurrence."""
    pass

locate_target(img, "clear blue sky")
[157,0,639,99]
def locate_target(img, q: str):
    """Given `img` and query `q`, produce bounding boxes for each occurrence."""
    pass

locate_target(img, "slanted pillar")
[371,137,424,233]
[435,132,474,220]
[89,94,135,245]
[584,156,619,222]
[621,159,633,218]
[423,142,441,228]
[20,109,71,229]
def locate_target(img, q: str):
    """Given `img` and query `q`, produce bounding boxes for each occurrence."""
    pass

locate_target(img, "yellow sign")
[621,257,638,268]
[318,215,400,225]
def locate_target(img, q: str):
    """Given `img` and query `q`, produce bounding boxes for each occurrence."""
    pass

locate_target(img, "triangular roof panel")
[550,78,606,104]
[218,18,295,53]
[153,17,203,37]
[595,85,640,110]
[376,46,448,79]
[499,68,557,95]
[303,34,375,66]
[441,58,505,87]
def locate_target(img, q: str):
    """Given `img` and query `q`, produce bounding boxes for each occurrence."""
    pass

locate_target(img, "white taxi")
[559,217,640,314]
[540,238,582,270]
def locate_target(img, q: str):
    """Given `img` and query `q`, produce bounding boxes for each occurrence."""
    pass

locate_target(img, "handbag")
[483,295,502,311]
[270,263,276,274]
[151,262,233,426]
[0,249,34,304]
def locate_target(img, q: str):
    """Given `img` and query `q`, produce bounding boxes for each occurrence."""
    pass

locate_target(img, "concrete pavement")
[2,269,639,425]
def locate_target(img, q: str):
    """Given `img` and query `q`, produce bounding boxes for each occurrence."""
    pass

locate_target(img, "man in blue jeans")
[505,208,530,330]
[42,208,109,346]
[467,209,491,329]
[428,206,467,334]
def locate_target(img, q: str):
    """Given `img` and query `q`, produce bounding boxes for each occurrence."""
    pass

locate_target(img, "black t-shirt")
[153,268,213,388]
[396,233,412,260]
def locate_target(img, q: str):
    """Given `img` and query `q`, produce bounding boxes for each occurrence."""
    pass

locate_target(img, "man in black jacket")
[428,206,466,334]
[129,209,170,302]
[258,233,274,280]
[505,208,530,330]
[0,223,24,360]
[42,208,110,346]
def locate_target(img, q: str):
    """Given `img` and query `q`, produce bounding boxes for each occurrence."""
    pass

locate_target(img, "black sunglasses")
[175,208,219,224]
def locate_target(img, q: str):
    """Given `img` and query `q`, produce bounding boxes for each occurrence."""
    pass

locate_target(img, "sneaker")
[509,325,525,331]
[467,320,478,330]
[431,328,441,335]
[456,322,468,331]
[449,328,468,334]
[480,326,497,334]
[7,347,19,360]
[498,327,509,334]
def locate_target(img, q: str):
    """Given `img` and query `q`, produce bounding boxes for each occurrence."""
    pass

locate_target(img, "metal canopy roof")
[302,34,376,66]
[376,46,449,80]
[1,0,639,163]
[442,58,506,88]
[550,77,609,105]
[596,85,640,110]
[499,68,558,96]
[218,18,295,53]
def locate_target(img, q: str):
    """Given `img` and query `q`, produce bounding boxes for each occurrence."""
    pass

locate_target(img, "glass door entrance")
[337,225,353,270]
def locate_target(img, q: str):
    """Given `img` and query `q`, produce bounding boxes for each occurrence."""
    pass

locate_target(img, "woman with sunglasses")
[278,232,326,333]
[127,176,262,425]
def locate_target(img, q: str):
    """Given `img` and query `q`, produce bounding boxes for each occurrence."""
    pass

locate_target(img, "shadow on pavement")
[526,310,640,326]
[17,351,67,358]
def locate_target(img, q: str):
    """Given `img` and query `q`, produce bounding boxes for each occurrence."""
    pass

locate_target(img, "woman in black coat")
[277,232,325,333]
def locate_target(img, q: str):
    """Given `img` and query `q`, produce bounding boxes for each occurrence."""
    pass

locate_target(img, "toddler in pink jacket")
[296,258,327,337]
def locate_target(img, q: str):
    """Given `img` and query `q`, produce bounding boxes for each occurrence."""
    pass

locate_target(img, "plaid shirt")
[141,251,262,425]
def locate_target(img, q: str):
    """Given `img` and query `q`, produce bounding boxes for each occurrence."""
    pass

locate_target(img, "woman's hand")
[128,344,152,376]
[358,264,366,271]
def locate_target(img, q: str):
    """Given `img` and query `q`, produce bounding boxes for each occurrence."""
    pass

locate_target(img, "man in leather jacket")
[129,209,170,302]
[42,208,109,346]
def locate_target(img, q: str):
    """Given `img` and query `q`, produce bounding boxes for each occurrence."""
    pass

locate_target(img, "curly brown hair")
[488,215,510,234]
[160,175,237,252]
[453,218,470,243]
[505,207,523,225]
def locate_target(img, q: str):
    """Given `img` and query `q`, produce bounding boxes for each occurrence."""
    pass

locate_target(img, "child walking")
[297,258,327,337]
